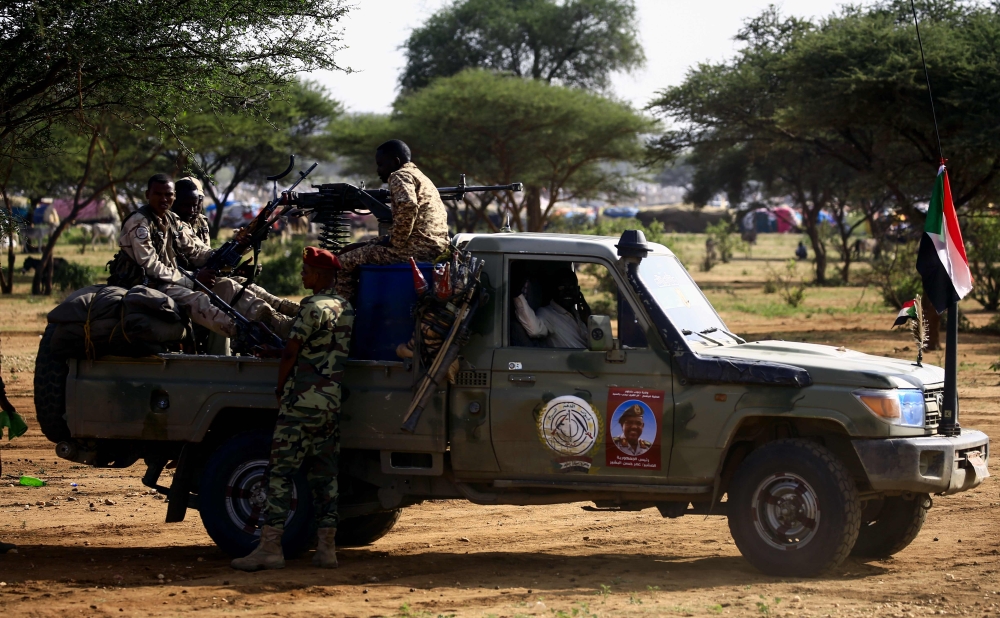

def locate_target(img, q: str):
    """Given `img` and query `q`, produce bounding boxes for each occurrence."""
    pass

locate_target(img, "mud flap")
[165,444,198,523]
[965,452,990,484]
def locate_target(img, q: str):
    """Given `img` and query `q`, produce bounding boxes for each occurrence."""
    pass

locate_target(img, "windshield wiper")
[682,329,724,346]
[700,326,746,345]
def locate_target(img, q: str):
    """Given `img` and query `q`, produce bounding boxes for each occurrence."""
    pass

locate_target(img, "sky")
[307,0,847,114]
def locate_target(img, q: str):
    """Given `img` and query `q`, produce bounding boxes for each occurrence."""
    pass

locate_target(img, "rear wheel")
[851,494,928,558]
[337,509,402,547]
[198,431,313,558]
[34,324,71,443]
[727,439,860,577]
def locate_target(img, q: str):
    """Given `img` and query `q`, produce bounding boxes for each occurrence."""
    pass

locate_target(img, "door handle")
[508,374,536,384]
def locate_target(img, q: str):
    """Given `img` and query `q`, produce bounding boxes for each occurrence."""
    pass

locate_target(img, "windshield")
[636,255,735,347]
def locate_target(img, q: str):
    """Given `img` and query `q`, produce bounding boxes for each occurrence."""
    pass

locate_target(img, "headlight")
[853,389,924,428]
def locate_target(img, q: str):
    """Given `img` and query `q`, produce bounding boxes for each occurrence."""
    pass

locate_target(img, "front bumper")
[852,429,990,495]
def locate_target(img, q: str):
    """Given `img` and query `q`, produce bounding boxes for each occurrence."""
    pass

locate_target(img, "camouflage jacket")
[118,207,213,289]
[282,290,354,411]
[387,162,450,252]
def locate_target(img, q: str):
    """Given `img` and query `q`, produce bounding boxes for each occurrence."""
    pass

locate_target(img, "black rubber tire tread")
[727,438,861,577]
[198,431,313,559]
[33,324,71,443]
[851,494,928,558]
[336,509,402,547]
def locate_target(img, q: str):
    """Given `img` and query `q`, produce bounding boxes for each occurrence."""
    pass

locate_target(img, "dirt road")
[1,252,999,617]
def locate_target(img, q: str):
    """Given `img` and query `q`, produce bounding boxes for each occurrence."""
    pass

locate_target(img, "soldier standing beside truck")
[231,246,354,571]
[334,140,450,301]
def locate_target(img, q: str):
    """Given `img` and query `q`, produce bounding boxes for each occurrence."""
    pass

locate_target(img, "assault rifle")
[204,156,318,274]
[286,174,523,250]
[177,267,284,353]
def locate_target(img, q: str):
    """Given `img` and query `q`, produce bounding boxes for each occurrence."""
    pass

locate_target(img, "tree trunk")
[3,240,13,294]
[525,186,543,232]
[923,294,941,351]
[803,220,827,285]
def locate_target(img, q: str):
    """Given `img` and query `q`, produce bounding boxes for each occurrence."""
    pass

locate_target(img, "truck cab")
[35,230,989,576]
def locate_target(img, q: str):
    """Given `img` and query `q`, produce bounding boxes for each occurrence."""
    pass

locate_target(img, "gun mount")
[288,175,523,251]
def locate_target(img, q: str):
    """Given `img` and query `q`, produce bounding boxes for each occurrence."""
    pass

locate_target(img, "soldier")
[231,246,353,572]
[110,174,293,338]
[172,176,298,319]
[335,139,450,300]
[172,177,211,245]
[612,404,652,456]
[0,375,26,554]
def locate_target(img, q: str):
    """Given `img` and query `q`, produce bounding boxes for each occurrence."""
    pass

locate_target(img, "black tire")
[727,439,861,577]
[198,431,314,559]
[34,324,71,443]
[851,494,928,558]
[337,509,402,547]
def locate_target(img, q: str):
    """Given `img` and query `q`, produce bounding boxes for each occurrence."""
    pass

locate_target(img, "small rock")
[934,537,940,541]
[534,601,547,611]
[794,596,802,603]
[83,541,90,546]
[365,598,370,603]
[197,557,204,562]
[946,573,957,581]
[409,588,415,592]
[363,589,368,594]
[35,501,44,506]
[583,536,590,541]
[66,497,77,502]
[157,574,165,580]
[369,576,378,582]
[459,537,470,543]
[153,494,164,500]
[104,499,116,506]
[23,505,29,510]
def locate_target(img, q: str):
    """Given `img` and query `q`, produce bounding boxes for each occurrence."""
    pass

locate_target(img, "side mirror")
[588,315,613,351]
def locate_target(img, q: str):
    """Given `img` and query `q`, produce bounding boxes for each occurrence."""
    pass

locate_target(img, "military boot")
[312,527,338,568]
[268,311,295,338]
[230,525,285,571]
[277,299,300,317]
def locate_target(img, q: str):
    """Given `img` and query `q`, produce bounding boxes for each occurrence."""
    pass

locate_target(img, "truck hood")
[698,340,944,390]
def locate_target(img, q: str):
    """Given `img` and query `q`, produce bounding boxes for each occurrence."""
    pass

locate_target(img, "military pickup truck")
[34,230,990,577]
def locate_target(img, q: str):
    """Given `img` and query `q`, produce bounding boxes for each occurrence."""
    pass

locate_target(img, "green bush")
[764,260,807,308]
[256,240,306,295]
[704,218,742,263]
[53,261,99,292]
[963,215,1000,311]
[867,242,922,310]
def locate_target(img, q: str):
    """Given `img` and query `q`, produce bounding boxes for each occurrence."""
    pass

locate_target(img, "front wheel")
[851,494,928,558]
[198,431,314,558]
[727,439,861,577]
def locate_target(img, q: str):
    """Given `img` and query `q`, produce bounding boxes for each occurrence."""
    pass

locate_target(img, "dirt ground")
[1,235,998,617]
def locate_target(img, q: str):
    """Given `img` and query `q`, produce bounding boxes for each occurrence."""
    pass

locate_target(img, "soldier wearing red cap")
[233,246,353,572]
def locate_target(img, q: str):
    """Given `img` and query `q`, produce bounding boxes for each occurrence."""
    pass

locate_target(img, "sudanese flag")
[893,299,917,328]
[916,165,972,314]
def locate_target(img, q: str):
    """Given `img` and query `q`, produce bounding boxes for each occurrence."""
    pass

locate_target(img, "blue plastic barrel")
[351,262,433,361]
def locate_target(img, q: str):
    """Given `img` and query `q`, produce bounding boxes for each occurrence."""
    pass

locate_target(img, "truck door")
[490,256,674,481]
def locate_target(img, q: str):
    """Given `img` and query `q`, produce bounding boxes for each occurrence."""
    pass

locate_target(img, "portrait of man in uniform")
[611,403,653,457]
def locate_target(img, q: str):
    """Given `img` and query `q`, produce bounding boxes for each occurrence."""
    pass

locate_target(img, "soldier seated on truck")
[513,266,590,348]
[334,139,450,301]
[108,174,296,339]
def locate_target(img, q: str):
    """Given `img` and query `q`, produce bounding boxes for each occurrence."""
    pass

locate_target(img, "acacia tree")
[168,81,342,238]
[331,70,654,232]
[400,0,644,92]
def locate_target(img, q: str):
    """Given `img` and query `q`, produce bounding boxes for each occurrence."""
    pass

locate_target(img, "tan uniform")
[336,162,450,300]
[118,209,276,337]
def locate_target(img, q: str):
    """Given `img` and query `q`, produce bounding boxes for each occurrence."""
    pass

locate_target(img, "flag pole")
[909,1,959,436]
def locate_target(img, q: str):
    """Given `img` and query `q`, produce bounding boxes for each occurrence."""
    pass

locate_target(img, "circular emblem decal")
[135,226,149,240]
[537,396,601,457]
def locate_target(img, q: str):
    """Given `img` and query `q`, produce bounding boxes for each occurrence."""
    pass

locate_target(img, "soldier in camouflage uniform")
[114,174,294,337]
[172,176,299,319]
[335,140,450,300]
[172,177,212,245]
[231,246,353,571]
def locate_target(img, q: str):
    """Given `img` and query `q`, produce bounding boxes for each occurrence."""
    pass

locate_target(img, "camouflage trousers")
[156,278,278,338]
[262,403,341,530]
[336,240,447,301]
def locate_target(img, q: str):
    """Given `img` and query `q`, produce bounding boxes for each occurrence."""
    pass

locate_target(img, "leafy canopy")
[400,0,644,92]
[0,0,350,159]
[331,69,654,231]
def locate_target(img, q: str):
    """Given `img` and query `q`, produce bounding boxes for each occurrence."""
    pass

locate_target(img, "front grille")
[924,388,943,431]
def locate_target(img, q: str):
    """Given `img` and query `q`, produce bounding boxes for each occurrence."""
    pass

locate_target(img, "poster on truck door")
[606,387,664,470]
